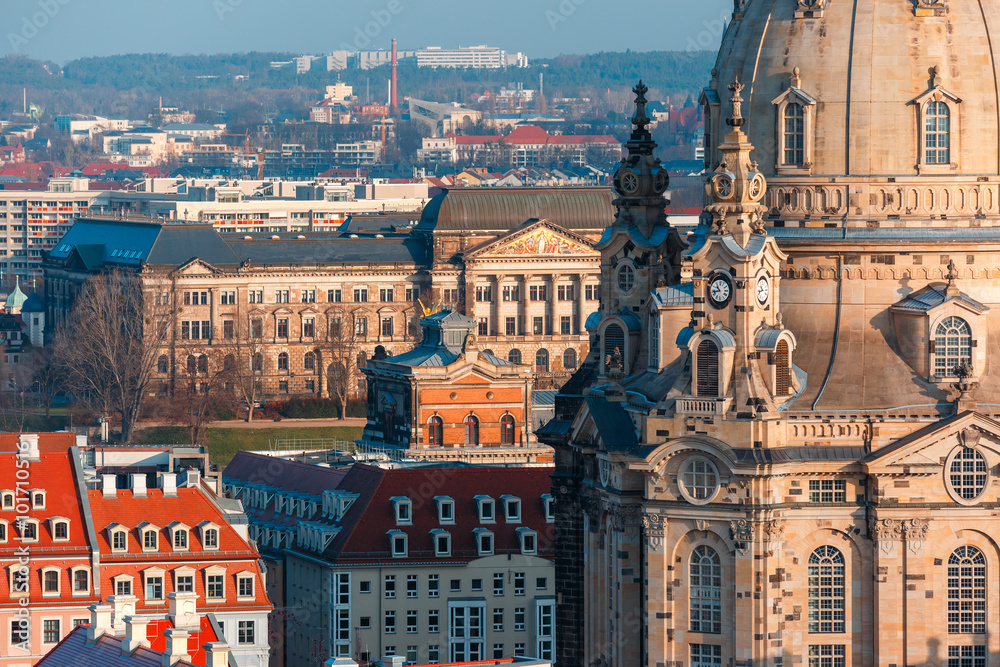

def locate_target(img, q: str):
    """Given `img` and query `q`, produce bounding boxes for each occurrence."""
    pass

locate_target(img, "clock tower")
[591,81,685,377]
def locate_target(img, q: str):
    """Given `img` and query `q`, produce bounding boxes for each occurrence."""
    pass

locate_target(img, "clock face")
[708,275,732,308]
[756,276,769,305]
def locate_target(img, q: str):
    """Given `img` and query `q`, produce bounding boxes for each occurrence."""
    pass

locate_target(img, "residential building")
[416,137,459,165]
[223,454,555,667]
[442,125,622,169]
[359,310,551,464]
[543,2,1000,663]
[0,432,271,667]
[416,46,526,69]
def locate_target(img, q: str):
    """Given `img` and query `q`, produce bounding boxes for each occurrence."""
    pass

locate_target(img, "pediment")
[771,86,817,107]
[173,258,221,276]
[451,371,493,385]
[910,85,962,107]
[466,219,596,259]
[864,411,1000,471]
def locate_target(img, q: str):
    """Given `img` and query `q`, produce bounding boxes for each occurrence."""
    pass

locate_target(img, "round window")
[945,446,989,505]
[678,457,721,505]
[617,264,636,293]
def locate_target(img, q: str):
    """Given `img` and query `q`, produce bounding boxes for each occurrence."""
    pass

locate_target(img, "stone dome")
[705,0,1000,225]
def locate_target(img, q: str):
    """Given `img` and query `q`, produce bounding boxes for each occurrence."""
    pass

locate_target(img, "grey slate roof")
[417,187,614,233]
[653,282,693,307]
[35,626,200,667]
[228,236,429,266]
[890,284,988,314]
[585,395,639,450]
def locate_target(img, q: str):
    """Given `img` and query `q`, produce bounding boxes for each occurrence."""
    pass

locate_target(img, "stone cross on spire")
[727,78,746,128]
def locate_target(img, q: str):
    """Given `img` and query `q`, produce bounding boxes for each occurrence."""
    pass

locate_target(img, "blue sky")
[2,0,732,63]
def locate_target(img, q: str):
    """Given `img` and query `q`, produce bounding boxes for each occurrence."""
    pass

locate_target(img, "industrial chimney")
[391,38,398,113]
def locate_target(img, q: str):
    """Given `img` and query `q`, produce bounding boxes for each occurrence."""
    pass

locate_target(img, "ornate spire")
[628,80,653,144]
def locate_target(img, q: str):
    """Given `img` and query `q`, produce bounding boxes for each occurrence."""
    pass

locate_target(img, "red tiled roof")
[88,487,255,556]
[145,616,218,665]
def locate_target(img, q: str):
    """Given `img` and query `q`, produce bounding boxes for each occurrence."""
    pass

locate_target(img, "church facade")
[542,3,1000,666]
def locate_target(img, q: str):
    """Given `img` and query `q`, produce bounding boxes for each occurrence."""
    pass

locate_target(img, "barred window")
[809,479,846,503]
[690,546,722,633]
[948,448,988,501]
[934,316,972,378]
[808,645,845,667]
[925,101,950,164]
[948,546,986,634]
[783,103,805,165]
[808,546,845,633]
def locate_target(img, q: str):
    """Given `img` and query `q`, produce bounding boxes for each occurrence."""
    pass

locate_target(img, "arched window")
[775,340,791,394]
[464,415,479,446]
[428,415,443,446]
[807,546,845,633]
[197,355,208,374]
[696,339,720,397]
[303,351,316,371]
[934,316,971,377]
[157,355,169,373]
[783,102,805,165]
[357,351,367,368]
[223,354,236,372]
[925,101,950,164]
[948,546,986,633]
[689,545,722,634]
[500,414,516,445]
[535,349,549,373]
[603,324,625,373]
[277,352,289,371]
[563,348,577,371]
[617,264,635,293]
[252,353,263,372]
[508,349,522,364]
[186,355,196,374]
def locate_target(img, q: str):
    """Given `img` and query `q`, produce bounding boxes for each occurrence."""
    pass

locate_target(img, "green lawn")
[132,425,364,468]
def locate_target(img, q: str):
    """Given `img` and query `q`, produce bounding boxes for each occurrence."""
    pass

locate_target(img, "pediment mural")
[479,223,595,258]
[865,413,1000,471]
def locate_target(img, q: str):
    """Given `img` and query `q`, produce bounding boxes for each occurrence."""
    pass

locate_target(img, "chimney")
[107,594,137,634]
[86,602,113,643]
[168,591,200,629]
[204,642,231,667]
[102,474,118,498]
[162,472,177,497]
[76,434,88,448]
[121,615,151,656]
[186,469,200,488]
[391,38,398,113]
[383,657,405,667]
[17,433,39,462]
[131,474,147,498]
[162,628,191,667]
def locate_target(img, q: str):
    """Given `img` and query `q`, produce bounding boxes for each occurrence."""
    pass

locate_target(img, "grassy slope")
[133,425,363,468]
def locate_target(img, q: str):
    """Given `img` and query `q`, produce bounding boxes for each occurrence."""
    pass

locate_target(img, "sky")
[2,0,732,63]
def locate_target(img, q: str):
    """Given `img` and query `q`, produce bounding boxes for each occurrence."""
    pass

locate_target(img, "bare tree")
[30,345,63,420]
[221,314,266,423]
[163,347,229,445]
[55,270,174,443]
[319,306,366,421]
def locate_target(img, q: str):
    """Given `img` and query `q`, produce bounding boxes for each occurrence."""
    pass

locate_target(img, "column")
[517,274,528,336]
[547,273,560,337]
[870,517,904,667]
[492,275,503,338]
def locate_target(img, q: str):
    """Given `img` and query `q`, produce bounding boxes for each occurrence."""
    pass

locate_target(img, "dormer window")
[19,519,38,542]
[474,528,494,556]
[934,316,972,377]
[169,522,190,551]
[387,530,408,558]
[199,522,220,550]
[475,495,495,523]
[391,497,412,525]
[41,567,60,596]
[140,526,158,552]
[435,496,455,524]
[1,491,13,509]
[71,566,89,595]
[501,495,521,523]
[49,518,69,542]
[517,528,537,555]
[542,494,555,523]
[31,490,45,509]
[431,529,451,556]
[0,519,8,542]
[108,524,128,552]
[925,101,950,164]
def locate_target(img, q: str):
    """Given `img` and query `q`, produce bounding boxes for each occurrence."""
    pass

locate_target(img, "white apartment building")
[417,46,526,69]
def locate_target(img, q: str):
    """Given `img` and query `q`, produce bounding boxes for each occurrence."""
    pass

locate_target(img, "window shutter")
[775,340,790,395]
[696,340,720,397]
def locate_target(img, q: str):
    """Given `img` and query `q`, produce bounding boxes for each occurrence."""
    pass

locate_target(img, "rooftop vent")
[243,235,252,240]
[271,235,280,240]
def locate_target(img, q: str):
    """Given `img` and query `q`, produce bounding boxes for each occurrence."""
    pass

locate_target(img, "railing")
[675,397,727,416]
[268,438,354,453]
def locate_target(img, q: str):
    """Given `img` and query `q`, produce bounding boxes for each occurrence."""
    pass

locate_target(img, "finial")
[790,67,801,88]
[931,65,941,88]
[630,80,651,134]
[946,258,959,282]
[727,77,746,128]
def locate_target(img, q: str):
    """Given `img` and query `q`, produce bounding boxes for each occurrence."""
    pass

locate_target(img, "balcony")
[675,396,729,417]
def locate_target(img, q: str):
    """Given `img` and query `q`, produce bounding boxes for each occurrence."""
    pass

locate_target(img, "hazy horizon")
[3,0,731,64]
